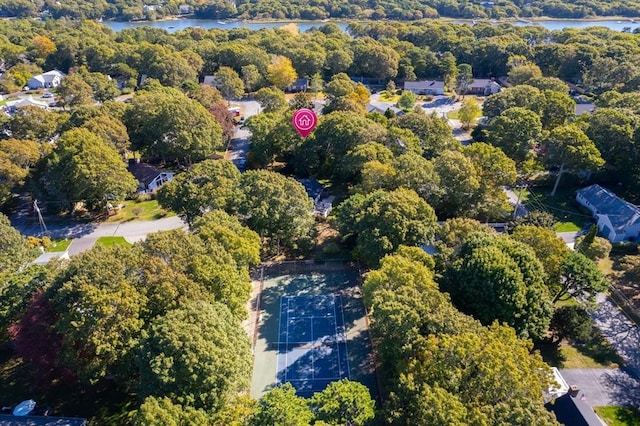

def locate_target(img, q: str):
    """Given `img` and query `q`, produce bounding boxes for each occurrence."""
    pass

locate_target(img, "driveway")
[559,368,640,407]
[558,293,640,409]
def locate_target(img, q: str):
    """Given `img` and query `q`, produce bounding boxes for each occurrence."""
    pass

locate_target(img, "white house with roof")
[27,70,65,90]
[404,80,445,95]
[468,79,501,96]
[576,184,640,242]
[3,96,50,115]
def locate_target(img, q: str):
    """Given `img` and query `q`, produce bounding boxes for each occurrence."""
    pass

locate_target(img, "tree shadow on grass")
[575,331,625,368]
[534,341,567,368]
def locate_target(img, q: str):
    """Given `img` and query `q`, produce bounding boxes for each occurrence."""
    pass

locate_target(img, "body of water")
[104,19,347,33]
[103,18,638,33]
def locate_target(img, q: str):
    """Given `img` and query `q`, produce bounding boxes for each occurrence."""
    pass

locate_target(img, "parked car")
[42,92,53,98]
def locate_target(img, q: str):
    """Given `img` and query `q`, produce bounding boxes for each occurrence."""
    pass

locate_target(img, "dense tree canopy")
[138,300,252,411]
[335,188,437,266]
[124,89,223,164]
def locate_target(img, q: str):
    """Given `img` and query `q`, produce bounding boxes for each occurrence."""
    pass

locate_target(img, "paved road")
[559,294,640,409]
[592,293,640,378]
[28,216,187,260]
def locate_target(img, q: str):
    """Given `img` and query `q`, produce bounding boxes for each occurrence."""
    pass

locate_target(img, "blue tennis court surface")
[276,294,350,395]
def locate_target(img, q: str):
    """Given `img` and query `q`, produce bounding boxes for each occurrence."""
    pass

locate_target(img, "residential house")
[27,70,65,90]
[203,75,221,88]
[367,102,404,116]
[467,79,501,96]
[297,178,334,217]
[403,80,445,95]
[127,160,175,193]
[178,4,191,14]
[288,78,309,92]
[575,103,595,116]
[3,97,50,115]
[544,368,604,426]
[576,184,640,242]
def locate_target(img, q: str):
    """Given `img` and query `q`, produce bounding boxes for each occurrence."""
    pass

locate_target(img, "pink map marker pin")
[292,108,318,138]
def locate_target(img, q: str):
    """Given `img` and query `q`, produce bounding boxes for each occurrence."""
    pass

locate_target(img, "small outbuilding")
[576,184,640,242]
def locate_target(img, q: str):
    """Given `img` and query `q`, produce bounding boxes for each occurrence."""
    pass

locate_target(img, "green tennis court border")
[250,264,379,402]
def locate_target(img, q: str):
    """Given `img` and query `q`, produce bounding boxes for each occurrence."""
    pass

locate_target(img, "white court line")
[285,296,290,382]
[339,295,351,378]
[276,296,284,384]
[311,313,315,381]
[332,294,342,377]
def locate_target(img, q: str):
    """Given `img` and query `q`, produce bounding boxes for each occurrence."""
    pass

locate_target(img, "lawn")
[526,187,592,232]
[536,331,623,369]
[446,109,459,119]
[595,406,640,426]
[46,239,72,252]
[105,199,173,223]
[379,91,400,103]
[95,236,132,248]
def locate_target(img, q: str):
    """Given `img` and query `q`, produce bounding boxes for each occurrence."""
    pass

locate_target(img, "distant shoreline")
[106,15,640,24]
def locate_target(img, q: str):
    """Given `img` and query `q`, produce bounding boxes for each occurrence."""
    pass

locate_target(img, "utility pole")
[33,200,49,237]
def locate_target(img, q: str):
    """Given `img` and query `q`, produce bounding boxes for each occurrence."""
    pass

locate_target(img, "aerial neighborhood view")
[2,0,640,424]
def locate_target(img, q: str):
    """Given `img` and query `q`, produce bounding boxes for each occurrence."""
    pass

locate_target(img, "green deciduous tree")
[58,73,94,108]
[396,90,417,111]
[138,300,252,411]
[252,383,313,426]
[555,251,607,303]
[431,150,480,218]
[216,66,245,100]
[49,245,146,383]
[0,213,36,275]
[297,111,387,178]
[124,90,223,164]
[311,379,375,426]
[0,138,40,206]
[542,124,604,196]
[43,128,137,211]
[550,306,594,343]
[458,97,481,130]
[157,159,241,225]
[511,225,570,289]
[441,234,552,339]
[8,105,68,143]
[132,396,211,426]
[394,112,459,159]
[335,188,437,266]
[488,107,542,164]
[238,170,314,254]
[255,86,287,112]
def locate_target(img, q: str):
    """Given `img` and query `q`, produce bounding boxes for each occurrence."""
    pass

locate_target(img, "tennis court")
[250,266,378,400]
[276,295,350,394]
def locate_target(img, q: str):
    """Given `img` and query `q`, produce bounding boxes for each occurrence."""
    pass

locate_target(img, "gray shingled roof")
[577,184,640,232]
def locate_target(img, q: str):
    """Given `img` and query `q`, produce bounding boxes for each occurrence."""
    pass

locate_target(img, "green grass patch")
[46,239,72,252]
[446,109,459,119]
[595,406,640,426]
[526,187,591,232]
[537,331,623,369]
[379,91,400,103]
[105,199,173,223]
[95,236,132,248]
